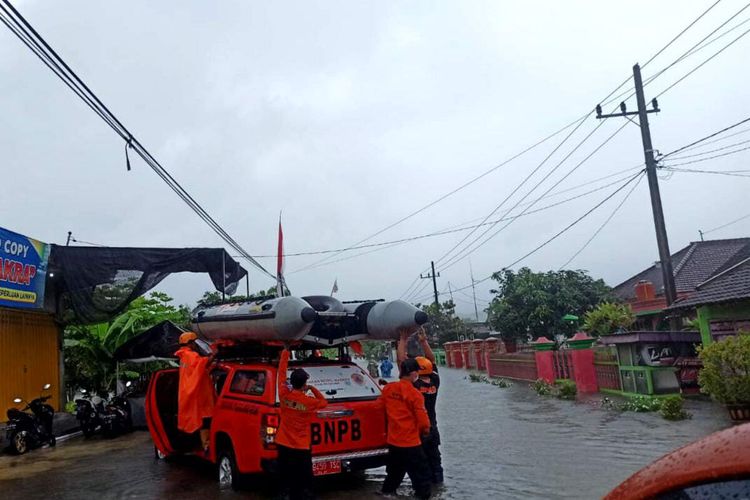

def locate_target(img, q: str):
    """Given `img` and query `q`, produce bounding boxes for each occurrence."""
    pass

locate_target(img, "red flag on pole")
[276,215,284,297]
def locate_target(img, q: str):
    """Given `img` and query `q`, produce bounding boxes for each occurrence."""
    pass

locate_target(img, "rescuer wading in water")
[398,327,444,484]
[276,347,328,500]
[174,332,216,452]
[381,357,432,499]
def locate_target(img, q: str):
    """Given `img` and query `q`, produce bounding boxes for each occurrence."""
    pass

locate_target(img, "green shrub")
[65,400,77,414]
[555,379,577,400]
[531,378,553,396]
[582,302,635,337]
[492,378,512,388]
[697,333,750,405]
[468,373,485,383]
[659,395,691,421]
[619,395,663,412]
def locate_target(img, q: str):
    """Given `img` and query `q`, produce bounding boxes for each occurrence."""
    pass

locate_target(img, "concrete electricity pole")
[596,63,678,308]
[420,261,441,307]
[470,261,480,322]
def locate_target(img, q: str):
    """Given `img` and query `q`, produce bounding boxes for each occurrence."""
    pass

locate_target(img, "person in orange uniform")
[397,328,443,484]
[174,332,216,452]
[276,347,328,500]
[381,357,432,499]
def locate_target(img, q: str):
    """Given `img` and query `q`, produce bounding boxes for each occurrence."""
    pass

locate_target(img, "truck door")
[145,369,201,456]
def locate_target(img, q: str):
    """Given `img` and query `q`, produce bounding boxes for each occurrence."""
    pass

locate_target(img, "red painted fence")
[487,352,538,381]
[592,347,621,391]
[553,350,575,380]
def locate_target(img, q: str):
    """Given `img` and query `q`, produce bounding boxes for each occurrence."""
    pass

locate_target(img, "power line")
[600,3,748,110]
[642,0,725,68]
[662,137,750,160]
[314,0,710,278]
[440,119,630,272]
[661,115,750,158]
[412,171,646,301]
[655,24,750,99]
[291,115,588,274]
[662,144,750,167]
[703,212,750,235]
[0,0,274,280]
[663,166,750,178]
[407,3,750,298]
[646,2,750,90]
[431,115,593,268]
[241,169,641,261]
[558,171,646,269]
[667,124,750,155]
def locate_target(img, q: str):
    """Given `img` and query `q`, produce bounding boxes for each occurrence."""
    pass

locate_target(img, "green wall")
[697,300,750,346]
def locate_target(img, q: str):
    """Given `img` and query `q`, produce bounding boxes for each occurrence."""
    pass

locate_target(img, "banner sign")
[0,227,50,309]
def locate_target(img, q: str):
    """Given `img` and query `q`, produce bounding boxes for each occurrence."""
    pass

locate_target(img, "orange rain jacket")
[381,378,431,447]
[174,347,215,433]
[275,350,328,450]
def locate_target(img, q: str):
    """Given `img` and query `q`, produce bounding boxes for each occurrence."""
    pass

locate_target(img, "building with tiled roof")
[614,237,750,343]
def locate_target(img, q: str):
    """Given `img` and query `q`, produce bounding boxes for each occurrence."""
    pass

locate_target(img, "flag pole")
[276,211,284,297]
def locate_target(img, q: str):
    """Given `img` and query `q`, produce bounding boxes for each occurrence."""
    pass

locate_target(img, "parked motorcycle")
[5,383,56,454]
[100,381,133,438]
[74,389,102,438]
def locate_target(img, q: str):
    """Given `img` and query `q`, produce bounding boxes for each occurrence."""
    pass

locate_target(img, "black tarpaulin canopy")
[113,320,185,362]
[45,246,248,324]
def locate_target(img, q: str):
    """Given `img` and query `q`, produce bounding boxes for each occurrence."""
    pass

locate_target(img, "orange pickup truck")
[145,348,388,490]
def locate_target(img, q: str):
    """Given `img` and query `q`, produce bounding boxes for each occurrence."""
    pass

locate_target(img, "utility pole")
[66,231,72,246]
[699,229,705,242]
[448,282,454,303]
[420,261,441,307]
[596,63,678,310]
[470,261,480,322]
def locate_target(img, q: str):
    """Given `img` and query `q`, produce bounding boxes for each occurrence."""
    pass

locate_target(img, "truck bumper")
[262,447,389,475]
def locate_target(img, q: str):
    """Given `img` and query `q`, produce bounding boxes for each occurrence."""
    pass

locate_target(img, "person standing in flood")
[276,347,328,500]
[381,357,432,499]
[398,327,443,484]
[174,332,216,453]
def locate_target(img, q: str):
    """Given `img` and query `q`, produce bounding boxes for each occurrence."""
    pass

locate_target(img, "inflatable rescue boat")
[192,295,428,345]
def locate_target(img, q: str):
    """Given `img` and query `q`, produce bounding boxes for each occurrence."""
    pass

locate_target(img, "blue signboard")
[0,227,50,310]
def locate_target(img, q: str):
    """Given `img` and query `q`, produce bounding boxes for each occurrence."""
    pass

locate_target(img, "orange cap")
[178,332,198,346]
[415,356,433,376]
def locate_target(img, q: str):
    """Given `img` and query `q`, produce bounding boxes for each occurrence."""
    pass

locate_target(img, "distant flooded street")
[0,367,730,499]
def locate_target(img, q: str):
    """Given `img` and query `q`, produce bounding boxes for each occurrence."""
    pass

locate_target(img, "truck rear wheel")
[217,446,242,490]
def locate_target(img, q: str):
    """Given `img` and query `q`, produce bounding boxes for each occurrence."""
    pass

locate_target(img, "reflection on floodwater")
[0,368,730,499]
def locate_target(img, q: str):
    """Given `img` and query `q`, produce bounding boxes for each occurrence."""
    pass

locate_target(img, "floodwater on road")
[0,367,731,499]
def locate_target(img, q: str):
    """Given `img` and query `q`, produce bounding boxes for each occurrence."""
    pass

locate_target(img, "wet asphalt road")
[0,368,732,499]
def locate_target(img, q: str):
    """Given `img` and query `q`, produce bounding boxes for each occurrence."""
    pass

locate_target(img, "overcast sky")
[2,1,748,319]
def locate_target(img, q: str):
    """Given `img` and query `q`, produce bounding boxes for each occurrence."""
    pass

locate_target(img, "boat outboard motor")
[192,296,317,341]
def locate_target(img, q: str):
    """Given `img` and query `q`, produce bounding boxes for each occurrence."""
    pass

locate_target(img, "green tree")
[582,302,635,337]
[197,287,277,307]
[64,291,190,396]
[418,300,470,346]
[486,268,611,342]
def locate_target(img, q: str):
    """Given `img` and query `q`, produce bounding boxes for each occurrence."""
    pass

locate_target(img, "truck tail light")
[261,413,279,449]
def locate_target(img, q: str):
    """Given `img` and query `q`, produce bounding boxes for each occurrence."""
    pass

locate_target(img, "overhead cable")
[558,171,646,269]
[440,119,630,272]
[661,115,750,158]
[703,212,750,235]
[420,170,647,299]
[0,0,274,279]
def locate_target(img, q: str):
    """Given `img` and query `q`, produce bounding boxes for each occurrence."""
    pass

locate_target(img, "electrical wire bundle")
[0,0,274,281]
